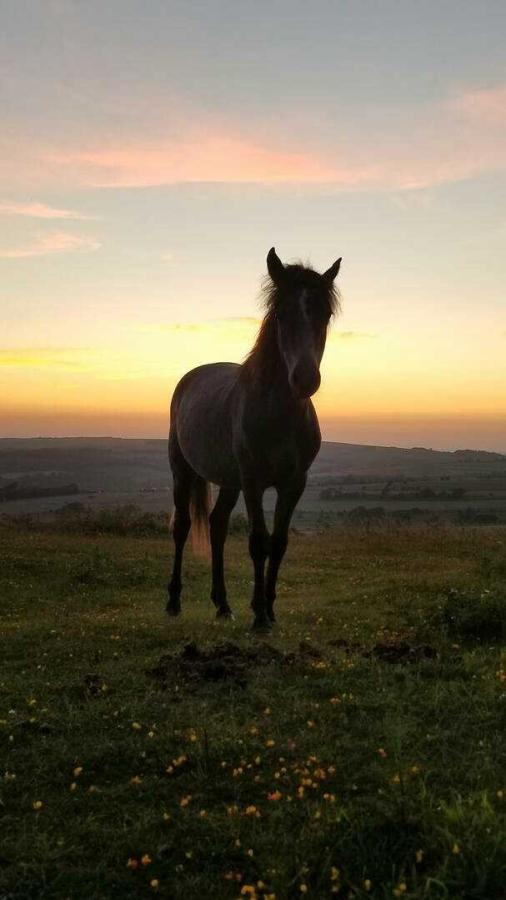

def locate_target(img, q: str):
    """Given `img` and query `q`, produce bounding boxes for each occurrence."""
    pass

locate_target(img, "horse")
[167,247,342,631]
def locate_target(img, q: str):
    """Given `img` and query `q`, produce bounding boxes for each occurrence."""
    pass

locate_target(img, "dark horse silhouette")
[167,247,342,631]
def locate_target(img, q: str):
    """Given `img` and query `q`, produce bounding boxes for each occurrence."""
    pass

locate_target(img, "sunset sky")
[1,0,505,450]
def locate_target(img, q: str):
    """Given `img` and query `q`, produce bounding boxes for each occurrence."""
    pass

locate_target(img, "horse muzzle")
[289,363,321,399]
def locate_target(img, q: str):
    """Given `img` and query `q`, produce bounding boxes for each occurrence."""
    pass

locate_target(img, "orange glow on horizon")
[1,317,505,451]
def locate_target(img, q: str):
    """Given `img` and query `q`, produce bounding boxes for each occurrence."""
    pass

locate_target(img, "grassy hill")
[1,523,505,898]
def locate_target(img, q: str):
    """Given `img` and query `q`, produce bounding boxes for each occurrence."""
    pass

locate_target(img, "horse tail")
[190,476,211,557]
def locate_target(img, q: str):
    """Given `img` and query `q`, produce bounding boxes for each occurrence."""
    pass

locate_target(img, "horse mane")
[241,263,341,384]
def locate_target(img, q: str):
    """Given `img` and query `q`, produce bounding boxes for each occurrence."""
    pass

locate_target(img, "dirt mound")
[364,641,437,664]
[147,640,293,689]
[328,637,437,664]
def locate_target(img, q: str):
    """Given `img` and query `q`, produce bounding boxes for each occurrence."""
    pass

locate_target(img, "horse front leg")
[265,477,306,623]
[242,477,271,632]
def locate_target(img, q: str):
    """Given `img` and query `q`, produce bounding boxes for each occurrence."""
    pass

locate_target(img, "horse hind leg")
[167,469,193,616]
[209,486,240,619]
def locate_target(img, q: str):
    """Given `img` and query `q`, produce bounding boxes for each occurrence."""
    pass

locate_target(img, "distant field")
[1,523,505,898]
[1,437,506,526]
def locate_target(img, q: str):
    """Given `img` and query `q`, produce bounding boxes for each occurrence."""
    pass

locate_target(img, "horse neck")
[241,313,296,406]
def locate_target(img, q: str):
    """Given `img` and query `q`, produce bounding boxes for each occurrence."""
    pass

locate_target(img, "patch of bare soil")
[146,640,322,689]
[329,637,437,663]
[146,637,438,692]
[364,641,437,663]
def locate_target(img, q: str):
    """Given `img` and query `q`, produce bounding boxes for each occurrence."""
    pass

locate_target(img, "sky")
[1,0,505,451]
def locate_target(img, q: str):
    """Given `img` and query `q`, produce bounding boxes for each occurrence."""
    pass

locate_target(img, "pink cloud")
[47,134,373,188]
[3,86,506,194]
[453,86,506,125]
[0,231,101,259]
[0,200,94,219]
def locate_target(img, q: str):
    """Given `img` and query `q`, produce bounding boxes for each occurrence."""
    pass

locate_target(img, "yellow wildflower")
[141,853,152,866]
[32,800,43,811]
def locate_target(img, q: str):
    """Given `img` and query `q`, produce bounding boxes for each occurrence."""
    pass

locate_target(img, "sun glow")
[2,317,505,444]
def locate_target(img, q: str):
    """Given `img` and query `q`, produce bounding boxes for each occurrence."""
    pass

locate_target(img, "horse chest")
[239,412,318,487]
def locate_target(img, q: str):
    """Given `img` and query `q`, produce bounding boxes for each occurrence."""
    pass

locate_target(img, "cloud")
[145,317,260,334]
[332,330,376,340]
[453,86,506,126]
[0,200,94,219]
[46,133,372,188]
[0,348,92,370]
[0,231,101,259]
[42,104,506,191]
[3,85,506,193]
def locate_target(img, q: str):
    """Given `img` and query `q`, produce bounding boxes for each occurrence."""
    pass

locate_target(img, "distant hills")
[0,437,504,492]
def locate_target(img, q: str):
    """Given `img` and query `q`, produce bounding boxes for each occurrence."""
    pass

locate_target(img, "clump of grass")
[69,545,156,588]
[1,504,170,537]
[228,512,249,534]
[437,587,505,643]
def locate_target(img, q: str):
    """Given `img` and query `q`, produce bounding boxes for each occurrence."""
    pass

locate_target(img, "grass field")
[1,524,505,899]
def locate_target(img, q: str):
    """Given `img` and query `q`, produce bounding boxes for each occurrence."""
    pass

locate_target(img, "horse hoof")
[216,607,234,620]
[166,603,181,617]
[252,617,272,634]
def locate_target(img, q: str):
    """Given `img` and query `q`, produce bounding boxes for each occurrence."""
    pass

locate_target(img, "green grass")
[1,524,505,899]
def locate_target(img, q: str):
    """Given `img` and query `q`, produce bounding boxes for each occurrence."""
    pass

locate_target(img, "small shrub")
[437,587,505,643]
[228,513,249,534]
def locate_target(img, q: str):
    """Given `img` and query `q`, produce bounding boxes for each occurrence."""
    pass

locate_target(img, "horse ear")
[267,247,285,285]
[322,257,342,284]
